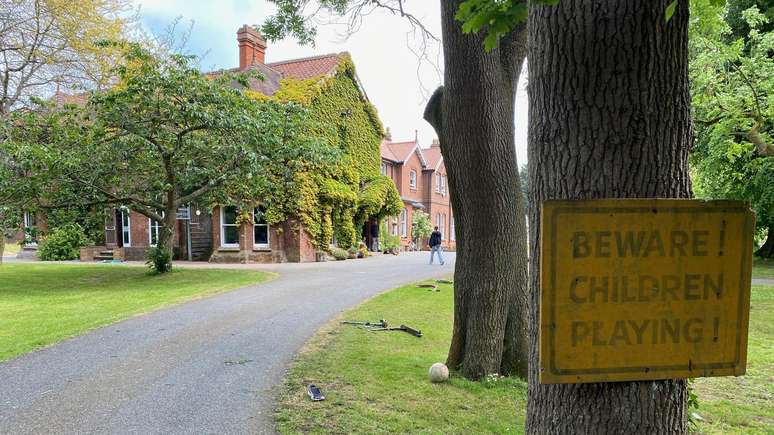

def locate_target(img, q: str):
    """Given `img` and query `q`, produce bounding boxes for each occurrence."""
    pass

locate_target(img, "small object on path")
[429,363,449,383]
[369,324,423,337]
[416,284,438,291]
[307,384,325,401]
[342,319,388,328]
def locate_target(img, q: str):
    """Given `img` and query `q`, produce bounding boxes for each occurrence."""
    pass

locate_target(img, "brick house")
[98,25,389,263]
[8,210,49,259]
[381,137,455,250]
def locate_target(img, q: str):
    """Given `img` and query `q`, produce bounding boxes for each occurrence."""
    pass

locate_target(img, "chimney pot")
[237,25,267,69]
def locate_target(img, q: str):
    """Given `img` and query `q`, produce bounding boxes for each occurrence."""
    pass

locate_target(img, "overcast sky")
[133,0,528,163]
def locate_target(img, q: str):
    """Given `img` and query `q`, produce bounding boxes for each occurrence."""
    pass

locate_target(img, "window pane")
[223,206,237,225]
[254,225,268,245]
[224,226,239,245]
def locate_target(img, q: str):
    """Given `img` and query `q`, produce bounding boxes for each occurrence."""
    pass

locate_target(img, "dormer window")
[409,170,417,189]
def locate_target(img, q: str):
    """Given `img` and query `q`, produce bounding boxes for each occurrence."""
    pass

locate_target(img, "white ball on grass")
[428,362,449,383]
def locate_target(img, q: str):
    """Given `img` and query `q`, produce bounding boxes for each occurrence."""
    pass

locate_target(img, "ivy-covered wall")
[248,55,401,250]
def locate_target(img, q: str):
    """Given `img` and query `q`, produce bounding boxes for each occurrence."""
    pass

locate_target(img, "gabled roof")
[382,138,445,171]
[51,91,88,107]
[209,52,347,96]
[380,140,400,162]
[421,146,444,172]
[380,139,428,167]
[267,53,345,80]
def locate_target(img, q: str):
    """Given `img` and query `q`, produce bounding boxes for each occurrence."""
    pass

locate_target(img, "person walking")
[428,226,444,265]
[370,222,380,252]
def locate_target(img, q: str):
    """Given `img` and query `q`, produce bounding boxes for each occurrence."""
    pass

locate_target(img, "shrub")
[412,210,432,246]
[331,247,349,261]
[146,246,173,274]
[37,224,92,261]
[358,241,369,258]
[347,247,358,259]
[383,233,400,254]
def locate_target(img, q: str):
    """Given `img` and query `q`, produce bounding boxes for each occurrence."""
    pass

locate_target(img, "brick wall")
[209,206,315,263]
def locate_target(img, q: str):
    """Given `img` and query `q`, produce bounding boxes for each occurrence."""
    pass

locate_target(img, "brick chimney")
[237,25,266,69]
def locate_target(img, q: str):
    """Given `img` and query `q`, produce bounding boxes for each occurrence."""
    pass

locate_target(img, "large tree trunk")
[755,225,774,258]
[424,0,530,379]
[526,0,692,432]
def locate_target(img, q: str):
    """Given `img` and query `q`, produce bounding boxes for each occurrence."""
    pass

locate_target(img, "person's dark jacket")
[429,230,442,247]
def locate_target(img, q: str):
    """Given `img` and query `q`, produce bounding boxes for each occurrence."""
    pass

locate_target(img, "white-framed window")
[253,206,269,249]
[435,174,447,195]
[220,206,240,248]
[409,169,417,189]
[23,211,36,228]
[23,211,37,245]
[381,161,388,176]
[148,217,161,246]
[450,216,455,241]
[400,208,408,238]
[436,212,446,240]
[121,208,131,247]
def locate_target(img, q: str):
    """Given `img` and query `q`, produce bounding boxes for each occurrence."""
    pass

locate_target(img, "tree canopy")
[0,0,133,115]
[690,0,774,256]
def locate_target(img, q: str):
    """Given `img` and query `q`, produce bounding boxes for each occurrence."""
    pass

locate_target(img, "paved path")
[0,252,455,435]
[752,278,774,286]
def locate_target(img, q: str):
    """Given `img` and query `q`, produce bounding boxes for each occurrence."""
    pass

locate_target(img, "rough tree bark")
[526,0,692,432]
[423,0,530,379]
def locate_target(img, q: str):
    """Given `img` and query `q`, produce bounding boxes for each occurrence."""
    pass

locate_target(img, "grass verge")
[692,284,773,434]
[752,257,774,279]
[276,281,773,434]
[275,280,527,434]
[0,263,272,361]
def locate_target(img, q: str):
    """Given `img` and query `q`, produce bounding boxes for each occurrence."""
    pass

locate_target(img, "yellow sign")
[540,199,754,384]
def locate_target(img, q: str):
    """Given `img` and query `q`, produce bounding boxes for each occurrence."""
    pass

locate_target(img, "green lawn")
[692,284,774,434]
[0,263,272,361]
[275,280,527,434]
[752,257,774,279]
[276,281,773,434]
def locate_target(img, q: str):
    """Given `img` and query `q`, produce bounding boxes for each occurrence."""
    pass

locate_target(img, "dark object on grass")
[436,279,453,284]
[416,284,438,291]
[307,384,325,401]
[342,319,388,328]
[370,324,423,338]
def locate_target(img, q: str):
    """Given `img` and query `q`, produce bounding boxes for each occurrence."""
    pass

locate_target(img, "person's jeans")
[430,245,444,264]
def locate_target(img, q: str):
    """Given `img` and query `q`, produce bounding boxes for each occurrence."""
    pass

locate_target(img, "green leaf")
[665,0,678,23]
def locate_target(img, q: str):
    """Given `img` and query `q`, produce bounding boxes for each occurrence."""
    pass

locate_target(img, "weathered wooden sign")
[540,199,754,384]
